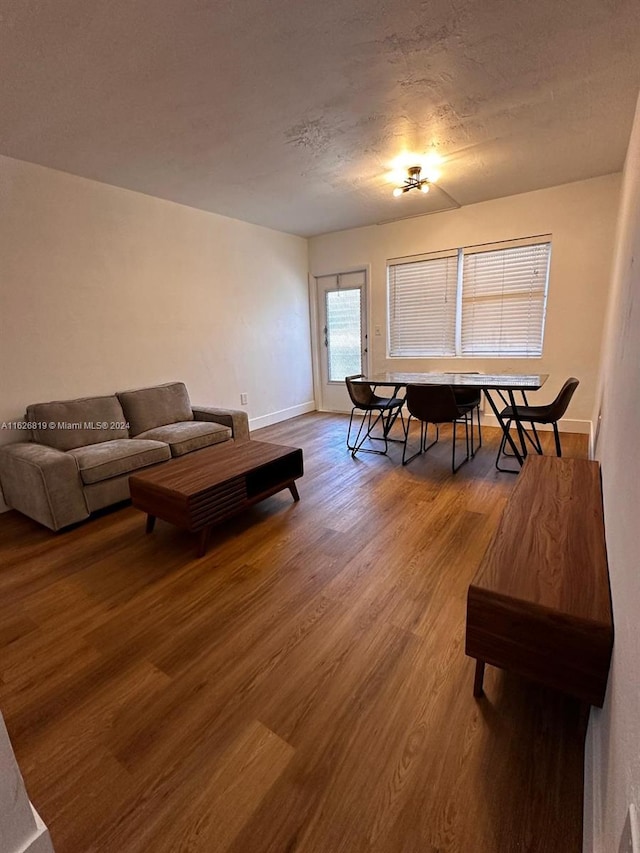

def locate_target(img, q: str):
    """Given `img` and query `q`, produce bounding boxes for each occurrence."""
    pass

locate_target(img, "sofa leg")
[145,514,156,534]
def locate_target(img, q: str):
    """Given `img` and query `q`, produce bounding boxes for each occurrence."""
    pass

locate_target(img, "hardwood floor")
[0,414,589,853]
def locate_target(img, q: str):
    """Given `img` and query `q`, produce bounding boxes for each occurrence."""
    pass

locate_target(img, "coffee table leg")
[146,515,156,534]
[289,481,300,502]
[197,526,212,558]
[473,659,485,697]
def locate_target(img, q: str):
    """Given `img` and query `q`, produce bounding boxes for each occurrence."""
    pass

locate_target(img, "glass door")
[316,270,368,412]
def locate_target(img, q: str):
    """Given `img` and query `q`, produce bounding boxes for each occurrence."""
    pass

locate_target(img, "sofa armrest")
[0,443,89,531]
[191,407,250,442]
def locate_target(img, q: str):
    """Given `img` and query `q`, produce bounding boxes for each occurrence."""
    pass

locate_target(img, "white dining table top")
[354,372,549,391]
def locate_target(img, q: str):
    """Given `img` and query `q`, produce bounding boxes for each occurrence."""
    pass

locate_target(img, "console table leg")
[289,481,300,502]
[473,659,485,697]
[197,526,211,558]
[146,515,156,534]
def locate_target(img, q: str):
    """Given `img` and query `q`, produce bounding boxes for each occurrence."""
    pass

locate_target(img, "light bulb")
[420,182,430,193]
[393,186,403,197]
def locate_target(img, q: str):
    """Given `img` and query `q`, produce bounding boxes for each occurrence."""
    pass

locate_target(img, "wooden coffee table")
[129,440,303,556]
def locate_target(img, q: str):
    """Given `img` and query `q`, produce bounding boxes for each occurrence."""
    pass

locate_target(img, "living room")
[1,1,639,851]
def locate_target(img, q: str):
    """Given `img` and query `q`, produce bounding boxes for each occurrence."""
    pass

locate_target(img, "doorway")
[315,269,368,412]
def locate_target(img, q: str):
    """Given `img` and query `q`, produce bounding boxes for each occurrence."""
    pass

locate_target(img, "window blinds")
[461,242,550,356]
[388,253,458,357]
[387,238,550,358]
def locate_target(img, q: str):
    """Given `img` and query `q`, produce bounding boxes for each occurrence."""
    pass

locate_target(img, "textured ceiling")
[1,0,640,236]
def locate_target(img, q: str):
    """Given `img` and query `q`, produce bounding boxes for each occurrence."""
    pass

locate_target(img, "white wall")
[0,155,314,508]
[309,176,620,428]
[584,94,640,852]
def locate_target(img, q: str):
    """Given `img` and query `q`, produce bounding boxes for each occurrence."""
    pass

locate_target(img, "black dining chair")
[495,377,580,471]
[452,387,482,455]
[345,374,405,458]
[402,384,474,472]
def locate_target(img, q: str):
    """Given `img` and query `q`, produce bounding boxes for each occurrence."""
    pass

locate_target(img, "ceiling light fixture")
[392,165,431,197]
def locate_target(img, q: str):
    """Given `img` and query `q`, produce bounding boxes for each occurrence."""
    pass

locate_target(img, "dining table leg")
[507,389,529,462]
[483,389,526,469]
[378,384,405,437]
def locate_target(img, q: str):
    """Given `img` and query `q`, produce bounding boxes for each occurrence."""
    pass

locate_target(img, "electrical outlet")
[375,325,382,336]
[240,393,248,406]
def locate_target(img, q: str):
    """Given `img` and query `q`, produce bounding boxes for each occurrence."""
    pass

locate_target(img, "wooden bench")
[465,455,613,707]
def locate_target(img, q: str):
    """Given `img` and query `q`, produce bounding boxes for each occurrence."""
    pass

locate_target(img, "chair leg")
[531,423,544,454]
[402,414,421,465]
[500,418,542,460]
[468,407,480,456]
[402,417,438,466]
[553,422,562,456]
[349,402,408,460]
[398,406,407,444]
[402,415,423,465]
[466,413,471,457]
[346,407,356,450]
[496,418,529,473]
[452,417,471,474]
[376,410,389,454]
[475,404,482,451]
[350,410,369,456]
[349,409,385,457]
[452,420,456,472]
[496,416,552,471]
[382,404,407,446]
[495,419,510,469]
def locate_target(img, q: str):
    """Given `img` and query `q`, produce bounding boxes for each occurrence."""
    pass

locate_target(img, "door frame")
[308,264,372,412]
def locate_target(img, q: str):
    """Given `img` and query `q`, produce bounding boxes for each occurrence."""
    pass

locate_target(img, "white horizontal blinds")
[461,241,550,356]
[388,252,458,356]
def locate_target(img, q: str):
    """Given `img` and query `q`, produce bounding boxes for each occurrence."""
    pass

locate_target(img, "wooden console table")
[129,440,303,556]
[465,455,613,707]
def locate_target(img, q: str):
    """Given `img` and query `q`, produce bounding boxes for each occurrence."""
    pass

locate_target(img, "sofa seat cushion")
[117,382,194,436]
[134,421,232,457]
[68,439,171,485]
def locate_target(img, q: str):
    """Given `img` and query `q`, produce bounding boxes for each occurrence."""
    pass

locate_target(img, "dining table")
[352,371,549,468]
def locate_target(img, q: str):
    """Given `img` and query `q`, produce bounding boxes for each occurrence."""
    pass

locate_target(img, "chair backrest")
[448,372,481,406]
[548,377,580,420]
[405,384,463,424]
[345,374,375,408]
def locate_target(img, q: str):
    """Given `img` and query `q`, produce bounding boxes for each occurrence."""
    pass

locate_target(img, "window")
[388,251,458,358]
[325,287,362,380]
[387,237,551,358]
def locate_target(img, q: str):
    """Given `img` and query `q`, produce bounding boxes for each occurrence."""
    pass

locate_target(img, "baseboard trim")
[589,420,596,460]
[480,414,592,435]
[249,401,316,431]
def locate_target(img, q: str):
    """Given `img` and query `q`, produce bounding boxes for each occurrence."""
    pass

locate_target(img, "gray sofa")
[0,382,249,531]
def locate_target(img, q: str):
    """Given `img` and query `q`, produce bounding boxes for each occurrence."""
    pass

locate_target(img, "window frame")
[386,235,551,359]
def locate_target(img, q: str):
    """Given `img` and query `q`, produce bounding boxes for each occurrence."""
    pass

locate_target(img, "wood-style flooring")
[0,414,589,853]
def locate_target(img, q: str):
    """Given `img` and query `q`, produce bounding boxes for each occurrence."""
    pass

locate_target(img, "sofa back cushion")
[26,395,129,451]
[117,382,193,437]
